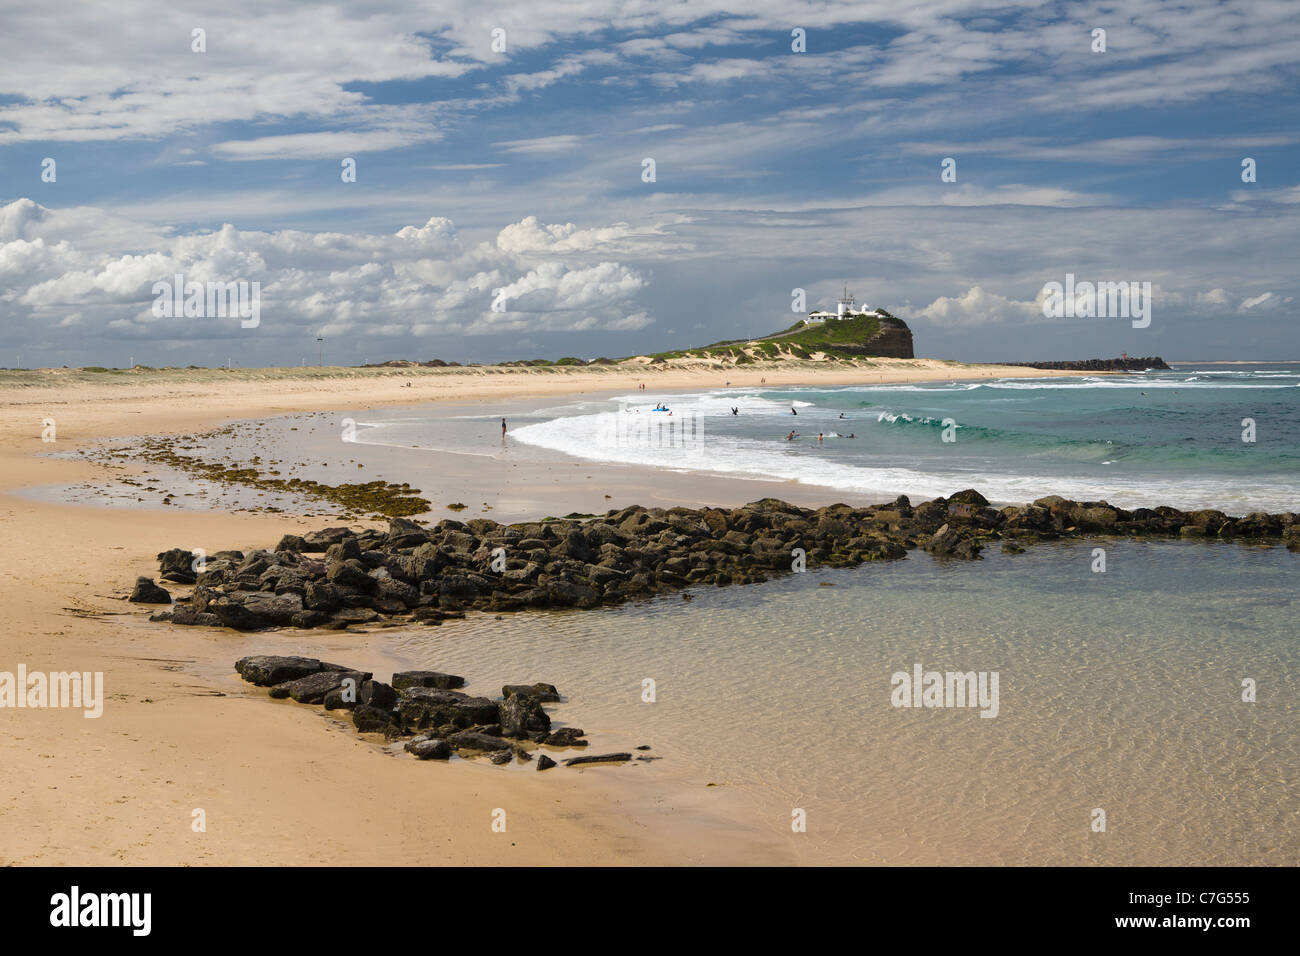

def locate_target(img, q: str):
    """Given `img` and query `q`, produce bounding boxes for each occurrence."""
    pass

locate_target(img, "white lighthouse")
[837,286,855,318]
[806,285,882,324]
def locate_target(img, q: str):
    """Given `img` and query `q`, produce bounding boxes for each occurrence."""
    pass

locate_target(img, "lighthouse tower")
[837,286,856,318]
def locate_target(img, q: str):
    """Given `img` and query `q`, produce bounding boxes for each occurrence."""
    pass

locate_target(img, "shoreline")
[11,360,1066,865]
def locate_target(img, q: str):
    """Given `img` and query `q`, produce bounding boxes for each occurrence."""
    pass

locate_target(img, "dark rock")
[499,694,551,738]
[235,655,355,686]
[157,548,198,584]
[446,731,512,752]
[502,682,561,702]
[326,608,380,628]
[564,753,631,767]
[399,687,498,729]
[301,528,353,552]
[536,754,557,771]
[543,728,587,747]
[392,670,466,691]
[222,590,303,625]
[129,577,172,604]
[326,558,377,593]
[275,534,308,552]
[272,669,371,704]
[405,736,451,760]
[352,704,398,733]
[924,523,983,559]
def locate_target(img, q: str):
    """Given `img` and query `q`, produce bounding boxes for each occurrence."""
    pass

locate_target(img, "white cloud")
[0,199,657,340]
[914,285,1042,326]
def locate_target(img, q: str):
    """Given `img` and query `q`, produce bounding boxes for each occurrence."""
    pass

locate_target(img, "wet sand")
[0,360,1080,866]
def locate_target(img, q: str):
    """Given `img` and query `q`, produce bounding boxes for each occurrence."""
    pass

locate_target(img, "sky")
[1,0,1298,368]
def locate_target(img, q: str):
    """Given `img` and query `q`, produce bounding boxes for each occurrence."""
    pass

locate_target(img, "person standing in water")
[501,418,507,438]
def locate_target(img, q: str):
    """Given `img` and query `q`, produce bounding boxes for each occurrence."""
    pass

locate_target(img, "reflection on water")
[389,539,1297,865]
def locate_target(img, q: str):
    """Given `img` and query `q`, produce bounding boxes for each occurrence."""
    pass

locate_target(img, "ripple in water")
[389,539,1297,865]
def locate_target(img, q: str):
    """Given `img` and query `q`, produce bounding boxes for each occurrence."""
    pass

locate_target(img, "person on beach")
[731,407,738,415]
[791,406,797,415]
[501,418,507,437]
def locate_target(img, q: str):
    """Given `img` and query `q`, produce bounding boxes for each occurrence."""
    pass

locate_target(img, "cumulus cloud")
[915,286,1042,326]
[0,200,658,345]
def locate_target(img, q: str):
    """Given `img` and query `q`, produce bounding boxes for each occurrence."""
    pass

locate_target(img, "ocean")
[497,363,1300,514]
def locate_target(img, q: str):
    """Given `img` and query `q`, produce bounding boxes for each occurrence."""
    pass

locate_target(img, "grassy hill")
[624,309,914,364]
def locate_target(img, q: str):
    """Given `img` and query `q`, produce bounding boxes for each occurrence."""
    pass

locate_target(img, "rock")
[275,534,308,552]
[488,750,513,765]
[499,694,551,738]
[224,591,303,625]
[150,492,1292,639]
[405,736,451,760]
[543,728,587,747]
[352,704,398,733]
[536,754,557,771]
[289,610,331,629]
[326,558,377,593]
[924,523,983,559]
[360,680,398,710]
[398,687,499,729]
[235,655,355,686]
[156,548,198,584]
[271,669,371,704]
[208,597,270,631]
[392,670,466,691]
[564,753,631,767]
[386,516,431,549]
[301,528,354,552]
[324,538,362,563]
[502,682,560,702]
[322,687,352,710]
[128,577,172,604]
[446,731,512,752]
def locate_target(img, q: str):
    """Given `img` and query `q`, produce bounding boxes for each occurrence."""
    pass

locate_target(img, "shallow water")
[387,539,1297,865]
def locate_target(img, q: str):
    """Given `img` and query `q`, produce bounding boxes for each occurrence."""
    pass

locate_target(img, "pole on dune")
[317,334,324,368]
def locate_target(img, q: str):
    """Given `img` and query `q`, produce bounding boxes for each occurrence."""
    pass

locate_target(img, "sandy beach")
[0,358,1093,866]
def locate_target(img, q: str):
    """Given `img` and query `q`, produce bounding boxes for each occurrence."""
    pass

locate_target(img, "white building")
[805,287,883,324]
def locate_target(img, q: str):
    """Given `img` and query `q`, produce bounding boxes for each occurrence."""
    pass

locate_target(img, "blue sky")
[1,0,1298,367]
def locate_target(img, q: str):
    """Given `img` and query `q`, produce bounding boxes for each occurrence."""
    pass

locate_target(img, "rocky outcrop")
[232,656,600,767]
[145,495,1296,630]
[1003,357,1171,371]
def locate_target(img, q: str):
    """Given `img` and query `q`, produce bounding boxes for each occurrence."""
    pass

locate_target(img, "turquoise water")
[501,364,1300,513]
